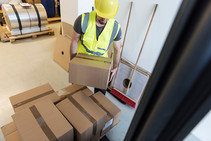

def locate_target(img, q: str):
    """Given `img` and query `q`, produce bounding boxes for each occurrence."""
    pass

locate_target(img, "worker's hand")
[109,67,117,82]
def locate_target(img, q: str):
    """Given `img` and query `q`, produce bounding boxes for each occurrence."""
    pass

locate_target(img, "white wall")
[78,0,94,16]
[116,0,183,73]
[60,0,78,25]
[60,0,94,25]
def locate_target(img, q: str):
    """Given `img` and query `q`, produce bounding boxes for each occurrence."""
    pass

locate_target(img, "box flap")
[72,91,107,120]
[72,91,107,138]
[1,122,16,137]
[53,35,72,71]
[14,92,60,113]
[62,22,74,38]
[12,99,73,141]
[56,84,87,99]
[92,92,121,116]
[81,88,93,97]
[9,83,54,108]
[4,131,21,141]
[56,99,93,134]
[70,57,111,70]
[77,54,112,62]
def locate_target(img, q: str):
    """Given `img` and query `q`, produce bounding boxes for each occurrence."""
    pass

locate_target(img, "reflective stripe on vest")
[78,11,120,57]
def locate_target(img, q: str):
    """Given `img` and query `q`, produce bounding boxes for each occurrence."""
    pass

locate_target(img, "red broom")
[110,4,158,108]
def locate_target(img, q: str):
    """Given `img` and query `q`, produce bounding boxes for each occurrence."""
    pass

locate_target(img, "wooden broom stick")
[112,1,133,87]
[125,4,158,93]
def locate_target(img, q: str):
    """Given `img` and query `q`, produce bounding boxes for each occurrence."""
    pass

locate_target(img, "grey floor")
[0,23,136,141]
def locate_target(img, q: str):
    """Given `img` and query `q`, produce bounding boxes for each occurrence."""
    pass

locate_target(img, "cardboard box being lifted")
[1,122,21,141]
[12,99,74,141]
[69,54,112,89]
[56,91,107,141]
[9,83,60,113]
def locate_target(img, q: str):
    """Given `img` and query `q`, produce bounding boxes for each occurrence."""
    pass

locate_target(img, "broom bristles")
[110,89,136,108]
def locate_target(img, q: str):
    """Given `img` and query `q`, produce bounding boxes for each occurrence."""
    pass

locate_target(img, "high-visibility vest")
[77,11,120,57]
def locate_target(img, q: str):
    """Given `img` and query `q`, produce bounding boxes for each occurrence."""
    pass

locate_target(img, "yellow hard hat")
[95,0,119,19]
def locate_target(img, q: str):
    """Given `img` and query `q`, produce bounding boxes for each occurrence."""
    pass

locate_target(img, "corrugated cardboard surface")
[1,122,16,137]
[72,91,107,140]
[62,22,74,38]
[9,83,60,113]
[81,88,93,97]
[5,131,21,141]
[12,99,73,141]
[69,54,112,89]
[91,92,121,136]
[56,98,93,141]
[1,122,21,141]
[56,84,86,100]
[53,35,72,71]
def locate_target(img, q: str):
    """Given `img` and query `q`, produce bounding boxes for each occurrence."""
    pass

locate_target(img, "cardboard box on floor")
[53,35,72,71]
[12,99,74,141]
[69,54,112,89]
[9,83,60,113]
[1,122,21,141]
[56,91,107,141]
[90,92,121,137]
[62,22,74,38]
[56,84,93,100]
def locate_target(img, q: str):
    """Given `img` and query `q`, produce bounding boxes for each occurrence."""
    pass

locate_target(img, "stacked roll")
[2,3,48,35]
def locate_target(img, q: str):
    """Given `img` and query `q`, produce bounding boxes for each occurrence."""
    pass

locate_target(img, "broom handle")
[126,4,158,93]
[113,1,133,86]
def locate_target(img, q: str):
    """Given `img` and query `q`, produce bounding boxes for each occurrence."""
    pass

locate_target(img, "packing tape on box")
[67,96,97,136]
[29,105,58,141]
[90,95,114,130]
[75,56,111,64]
[13,90,55,109]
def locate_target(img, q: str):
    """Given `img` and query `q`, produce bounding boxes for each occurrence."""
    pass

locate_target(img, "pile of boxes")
[1,83,121,141]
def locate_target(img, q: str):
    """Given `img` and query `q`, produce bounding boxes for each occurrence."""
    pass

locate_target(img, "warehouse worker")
[70,0,122,95]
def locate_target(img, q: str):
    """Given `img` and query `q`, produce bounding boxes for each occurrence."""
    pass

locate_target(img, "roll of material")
[2,4,48,31]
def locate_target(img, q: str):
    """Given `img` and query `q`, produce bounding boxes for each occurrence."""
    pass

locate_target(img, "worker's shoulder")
[114,20,121,27]
[82,12,91,16]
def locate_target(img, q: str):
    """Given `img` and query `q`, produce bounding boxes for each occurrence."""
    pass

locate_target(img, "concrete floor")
[0,23,136,141]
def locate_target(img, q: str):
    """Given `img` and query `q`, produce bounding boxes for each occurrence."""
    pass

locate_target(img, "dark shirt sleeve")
[73,15,82,34]
[114,21,122,41]
[114,27,122,41]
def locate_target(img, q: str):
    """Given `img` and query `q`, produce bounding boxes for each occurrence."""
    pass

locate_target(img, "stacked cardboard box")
[1,84,121,141]
[56,89,121,140]
[12,99,74,141]
[57,91,107,141]
[69,54,112,89]
[9,83,60,113]
[1,122,20,141]
[90,92,121,137]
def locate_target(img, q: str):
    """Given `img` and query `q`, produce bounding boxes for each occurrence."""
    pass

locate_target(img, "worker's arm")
[109,40,121,82]
[70,30,81,60]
